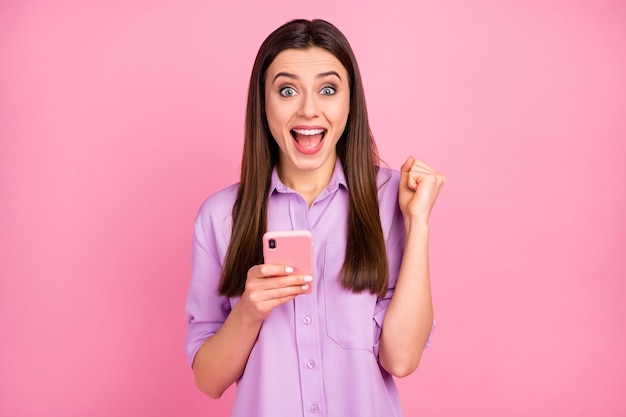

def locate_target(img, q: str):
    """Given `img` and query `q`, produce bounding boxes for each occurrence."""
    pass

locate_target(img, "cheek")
[330,99,350,129]
[265,97,291,128]
[265,102,282,136]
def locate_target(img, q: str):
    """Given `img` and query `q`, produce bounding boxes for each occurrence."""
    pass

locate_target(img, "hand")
[239,264,313,323]
[399,156,445,224]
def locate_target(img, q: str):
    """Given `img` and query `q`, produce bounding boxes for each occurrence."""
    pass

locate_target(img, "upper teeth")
[293,129,325,135]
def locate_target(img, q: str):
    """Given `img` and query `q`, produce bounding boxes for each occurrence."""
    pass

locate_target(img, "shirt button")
[306,360,316,369]
[303,316,312,325]
[310,404,319,413]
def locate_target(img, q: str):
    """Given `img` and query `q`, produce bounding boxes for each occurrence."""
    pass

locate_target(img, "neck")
[277,157,336,206]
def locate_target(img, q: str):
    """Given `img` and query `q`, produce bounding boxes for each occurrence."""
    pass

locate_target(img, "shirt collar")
[270,159,348,195]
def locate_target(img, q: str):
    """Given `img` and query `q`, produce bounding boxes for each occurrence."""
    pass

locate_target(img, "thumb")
[400,156,416,190]
[400,156,415,174]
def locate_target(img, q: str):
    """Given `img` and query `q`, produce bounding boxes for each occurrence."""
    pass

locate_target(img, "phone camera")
[268,239,276,249]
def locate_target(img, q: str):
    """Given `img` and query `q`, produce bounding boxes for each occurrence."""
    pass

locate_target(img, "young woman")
[185,19,445,417]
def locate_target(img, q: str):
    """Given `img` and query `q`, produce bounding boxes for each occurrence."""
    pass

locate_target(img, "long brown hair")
[218,19,388,297]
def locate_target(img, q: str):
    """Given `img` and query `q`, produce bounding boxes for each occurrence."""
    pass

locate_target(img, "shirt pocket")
[323,240,377,351]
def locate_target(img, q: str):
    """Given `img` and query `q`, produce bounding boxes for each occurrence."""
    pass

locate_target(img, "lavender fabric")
[185,161,429,416]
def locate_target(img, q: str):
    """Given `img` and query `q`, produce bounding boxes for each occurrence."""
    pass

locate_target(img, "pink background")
[1,1,625,416]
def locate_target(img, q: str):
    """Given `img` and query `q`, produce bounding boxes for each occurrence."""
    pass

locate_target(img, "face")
[264,47,350,182]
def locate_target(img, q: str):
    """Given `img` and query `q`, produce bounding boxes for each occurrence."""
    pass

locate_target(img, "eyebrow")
[272,70,343,83]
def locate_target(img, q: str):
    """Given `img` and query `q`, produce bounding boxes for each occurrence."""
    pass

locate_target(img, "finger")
[409,158,435,171]
[266,274,313,291]
[251,280,313,304]
[409,173,445,193]
[247,270,313,292]
[403,157,441,187]
[250,264,295,280]
[265,284,308,300]
[407,160,446,185]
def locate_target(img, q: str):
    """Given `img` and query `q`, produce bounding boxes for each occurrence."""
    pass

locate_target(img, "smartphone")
[262,230,314,276]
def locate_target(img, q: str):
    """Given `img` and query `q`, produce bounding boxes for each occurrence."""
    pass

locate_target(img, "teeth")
[292,128,325,136]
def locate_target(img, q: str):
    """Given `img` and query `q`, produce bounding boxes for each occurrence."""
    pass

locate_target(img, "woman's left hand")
[399,156,445,224]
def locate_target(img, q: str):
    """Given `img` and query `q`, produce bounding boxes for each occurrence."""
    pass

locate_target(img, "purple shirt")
[185,161,424,417]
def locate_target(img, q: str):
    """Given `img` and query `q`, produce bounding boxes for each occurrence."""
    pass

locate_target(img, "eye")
[279,87,297,97]
[320,86,336,95]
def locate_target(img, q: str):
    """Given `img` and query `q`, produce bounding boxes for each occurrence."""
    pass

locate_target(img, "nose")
[298,92,319,119]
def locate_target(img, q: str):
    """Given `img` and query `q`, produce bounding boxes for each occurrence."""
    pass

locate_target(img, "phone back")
[263,230,314,276]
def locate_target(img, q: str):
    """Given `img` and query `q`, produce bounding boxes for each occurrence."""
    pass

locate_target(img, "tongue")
[295,133,323,150]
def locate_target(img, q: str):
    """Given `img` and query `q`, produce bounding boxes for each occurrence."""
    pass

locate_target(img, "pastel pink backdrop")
[1,1,625,416]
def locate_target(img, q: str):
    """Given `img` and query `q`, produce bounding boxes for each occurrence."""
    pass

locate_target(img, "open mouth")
[290,128,326,152]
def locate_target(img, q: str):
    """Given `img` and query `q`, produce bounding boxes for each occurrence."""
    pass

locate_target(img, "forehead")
[266,47,348,78]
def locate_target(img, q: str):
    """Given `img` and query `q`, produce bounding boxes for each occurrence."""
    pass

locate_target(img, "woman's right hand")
[192,264,312,398]
[239,264,313,322]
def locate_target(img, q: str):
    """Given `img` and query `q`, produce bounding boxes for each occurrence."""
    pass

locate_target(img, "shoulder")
[195,183,239,229]
[376,165,400,198]
[376,166,403,234]
[199,183,238,212]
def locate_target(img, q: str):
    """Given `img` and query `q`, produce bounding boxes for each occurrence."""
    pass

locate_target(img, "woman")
[185,18,445,416]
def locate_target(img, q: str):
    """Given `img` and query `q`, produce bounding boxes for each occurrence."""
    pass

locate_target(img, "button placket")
[290,195,325,416]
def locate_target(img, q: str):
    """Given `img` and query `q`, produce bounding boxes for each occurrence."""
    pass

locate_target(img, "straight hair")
[218,19,388,298]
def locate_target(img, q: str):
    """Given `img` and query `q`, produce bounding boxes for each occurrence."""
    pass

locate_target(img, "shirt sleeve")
[372,197,404,358]
[372,171,435,357]
[184,203,232,368]
[372,227,436,358]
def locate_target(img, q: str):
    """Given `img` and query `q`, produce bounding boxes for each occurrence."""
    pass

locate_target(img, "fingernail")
[303,275,313,283]
[285,266,294,273]
[301,284,309,291]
